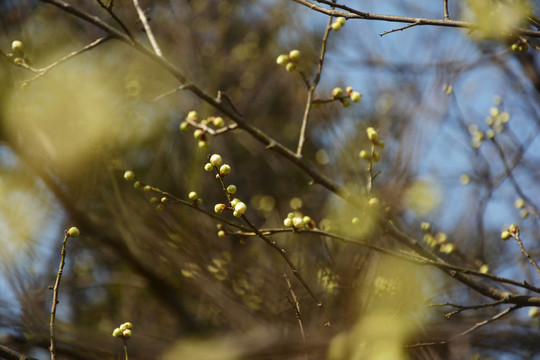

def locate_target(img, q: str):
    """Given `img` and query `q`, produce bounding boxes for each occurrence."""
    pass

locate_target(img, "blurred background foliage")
[1,0,540,359]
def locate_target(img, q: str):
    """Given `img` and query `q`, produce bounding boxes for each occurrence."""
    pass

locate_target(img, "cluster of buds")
[421,223,456,254]
[180,111,226,149]
[359,127,384,163]
[205,154,232,178]
[331,17,346,31]
[469,104,510,149]
[331,86,362,107]
[276,49,301,72]
[6,40,30,65]
[514,197,529,218]
[283,212,316,230]
[112,322,133,339]
[501,224,519,241]
[511,40,528,53]
[207,154,248,218]
[124,170,170,211]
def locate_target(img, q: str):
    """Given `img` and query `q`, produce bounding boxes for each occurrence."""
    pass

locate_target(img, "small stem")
[443,0,449,20]
[123,339,129,360]
[513,232,540,280]
[50,232,70,360]
[132,0,162,57]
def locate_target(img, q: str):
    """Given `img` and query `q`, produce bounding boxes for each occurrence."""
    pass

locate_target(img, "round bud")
[287,212,295,219]
[376,140,385,149]
[112,328,123,338]
[143,185,151,192]
[515,198,525,209]
[234,202,247,215]
[285,62,296,72]
[123,322,133,330]
[217,230,226,238]
[331,22,342,31]
[501,230,511,240]
[180,121,190,131]
[188,191,198,201]
[198,140,209,149]
[67,227,80,237]
[227,185,237,194]
[11,40,24,53]
[214,203,226,214]
[204,163,214,172]
[332,87,343,98]
[186,111,198,121]
[213,117,225,128]
[511,43,519,52]
[420,222,431,232]
[303,216,312,224]
[529,308,539,318]
[156,204,164,211]
[230,198,241,208]
[292,217,304,229]
[367,197,380,207]
[346,86,353,94]
[283,218,293,227]
[123,329,132,339]
[123,170,135,181]
[161,197,168,203]
[276,54,288,66]
[193,129,205,139]
[509,224,519,234]
[341,99,350,107]
[366,127,379,142]
[359,150,370,160]
[133,181,143,190]
[210,154,223,166]
[196,198,202,205]
[350,91,362,102]
[372,152,380,162]
[479,264,489,274]
[150,197,158,204]
[220,164,231,176]
[233,210,241,217]
[336,17,346,26]
[521,209,529,218]
[289,50,301,63]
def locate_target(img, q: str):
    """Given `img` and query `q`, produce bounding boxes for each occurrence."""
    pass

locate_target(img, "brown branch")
[0,344,38,360]
[49,231,72,360]
[511,230,540,280]
[292,0,540,38]
[408,305,519,347]
[443,0,449,20]
[380,20,422,37]
[241,215,331,327]
[284,274,308,354]
[132,0,162,57]
[296,15,333,156]
[22,36,111,84]
[430,299,506,319]
[96,0,134,39]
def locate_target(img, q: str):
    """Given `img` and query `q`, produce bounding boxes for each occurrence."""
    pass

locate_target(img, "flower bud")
[123,170,135,181]
[67,227,80,237]
[220,164,231,176]
[210,154,223,166]
[289,50,301,63]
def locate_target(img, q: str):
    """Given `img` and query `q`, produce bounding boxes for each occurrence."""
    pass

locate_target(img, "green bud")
[67,227,80,237]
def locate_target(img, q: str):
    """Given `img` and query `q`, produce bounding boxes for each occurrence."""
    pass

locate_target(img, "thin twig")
[49,231,72,360]
[296,15,333,156]
[242,215,332,327]
[380,20,422,37]
[429,299,506,319]
[151,84,190,101]
[96,0,134,39]
[407,305,519,347]
[443,0,449,20]
[284,274,308,351]
[22,36,111,84]
[512,230,540,280]
[293,0,540,38]
[132,0,162,57]
[0,344,39,360]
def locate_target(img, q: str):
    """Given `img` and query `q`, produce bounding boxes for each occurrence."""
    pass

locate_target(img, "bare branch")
[132,0,162,57]
[380,20,422,37]
[408,305,519,347]
[292,0,540,38]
